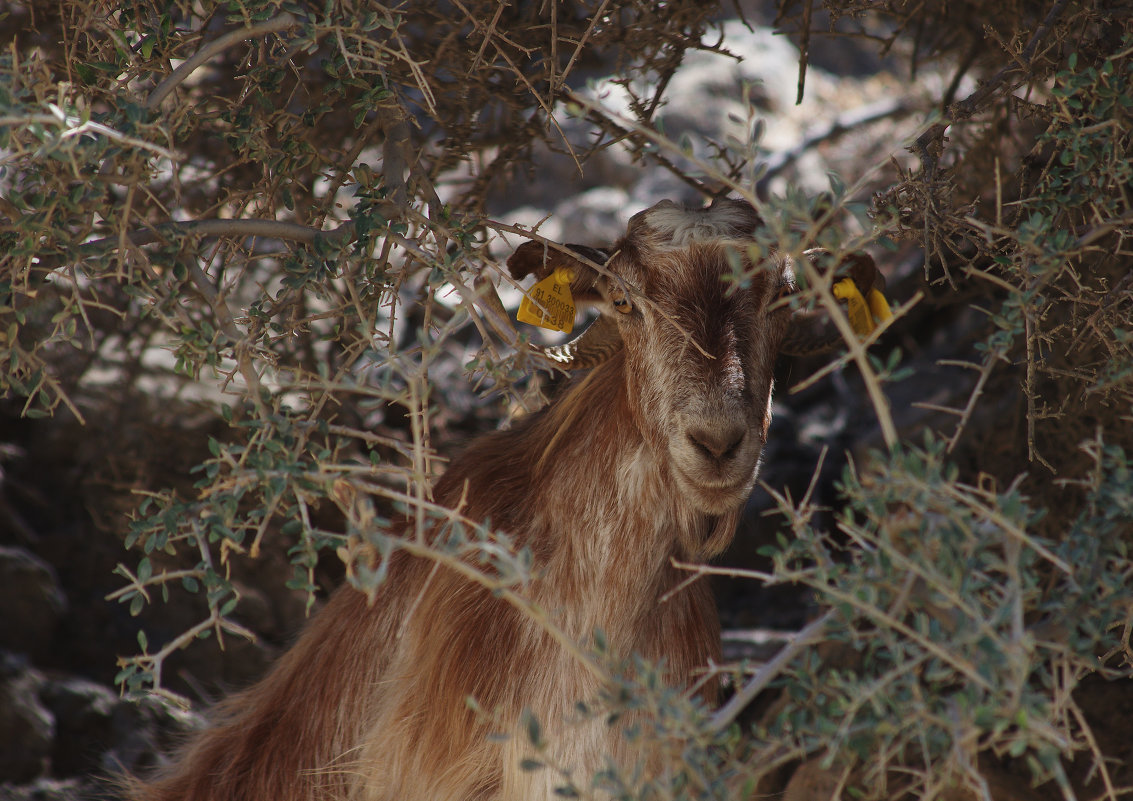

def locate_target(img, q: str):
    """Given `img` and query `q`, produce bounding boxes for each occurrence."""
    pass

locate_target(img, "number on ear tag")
[517,267,576,333]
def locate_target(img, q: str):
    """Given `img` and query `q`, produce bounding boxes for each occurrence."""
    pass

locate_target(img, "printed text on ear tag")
[517,267,576,333]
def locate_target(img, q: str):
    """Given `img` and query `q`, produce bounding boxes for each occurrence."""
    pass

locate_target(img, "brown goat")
[133,198,881,801]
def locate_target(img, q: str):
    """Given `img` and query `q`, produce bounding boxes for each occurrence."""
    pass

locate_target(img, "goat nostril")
[687,432,713,460]
[687,427,746,462]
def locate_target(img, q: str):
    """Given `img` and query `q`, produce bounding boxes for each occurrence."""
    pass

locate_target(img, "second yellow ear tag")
[866,288,892,324]
[517,267,576,334]
[833,278,887,337]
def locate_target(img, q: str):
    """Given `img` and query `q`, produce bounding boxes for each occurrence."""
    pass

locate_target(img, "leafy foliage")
[2,0,1132,799]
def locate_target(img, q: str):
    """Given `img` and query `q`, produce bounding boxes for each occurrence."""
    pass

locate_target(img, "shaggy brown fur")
[133,198,860,801]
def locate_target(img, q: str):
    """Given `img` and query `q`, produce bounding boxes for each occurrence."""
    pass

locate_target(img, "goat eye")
[609,284,633,314]
[775,283,793,302]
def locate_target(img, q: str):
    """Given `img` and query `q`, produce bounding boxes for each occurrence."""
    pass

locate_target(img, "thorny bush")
[2,0,1132,799]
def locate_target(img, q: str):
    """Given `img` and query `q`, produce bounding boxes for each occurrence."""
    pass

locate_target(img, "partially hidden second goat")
[133,198,884,801]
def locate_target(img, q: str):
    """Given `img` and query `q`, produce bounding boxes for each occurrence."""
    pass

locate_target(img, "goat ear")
[508,240,623,371]
[780,251,887,357]
[506,241,611,304]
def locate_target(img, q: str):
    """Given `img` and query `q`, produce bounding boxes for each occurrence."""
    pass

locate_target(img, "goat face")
[508,198,883,521]
[602,199,791,516]
[509,198,793,519]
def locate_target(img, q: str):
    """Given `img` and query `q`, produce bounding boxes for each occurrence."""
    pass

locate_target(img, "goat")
[132,198,882,801]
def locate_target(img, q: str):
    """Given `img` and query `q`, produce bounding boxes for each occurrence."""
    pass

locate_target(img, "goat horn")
[531,313,623,370]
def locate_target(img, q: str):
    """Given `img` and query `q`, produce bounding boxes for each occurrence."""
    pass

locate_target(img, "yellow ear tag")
[833,279,893,337]
[517,267,576,334]
[833,278,876,337]
[867,288,893,324]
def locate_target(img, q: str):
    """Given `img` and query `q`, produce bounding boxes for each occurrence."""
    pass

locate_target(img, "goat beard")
[699,510,741,559]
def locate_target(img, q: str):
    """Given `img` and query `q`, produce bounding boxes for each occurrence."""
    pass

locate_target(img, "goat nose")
[686,424,746,462]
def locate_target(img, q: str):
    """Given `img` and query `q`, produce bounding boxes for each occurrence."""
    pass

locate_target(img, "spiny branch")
[146,13,301,109]
[912,0,1071,177]
[709,610,834,733]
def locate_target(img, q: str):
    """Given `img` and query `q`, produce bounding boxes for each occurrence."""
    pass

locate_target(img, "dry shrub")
[1,0,1132,798]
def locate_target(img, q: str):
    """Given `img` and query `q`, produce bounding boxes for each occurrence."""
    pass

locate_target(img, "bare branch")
[709,610,834,733]
[146,13,301,109]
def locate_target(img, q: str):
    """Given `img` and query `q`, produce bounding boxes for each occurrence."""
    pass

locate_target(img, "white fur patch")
[642,201,755,247]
